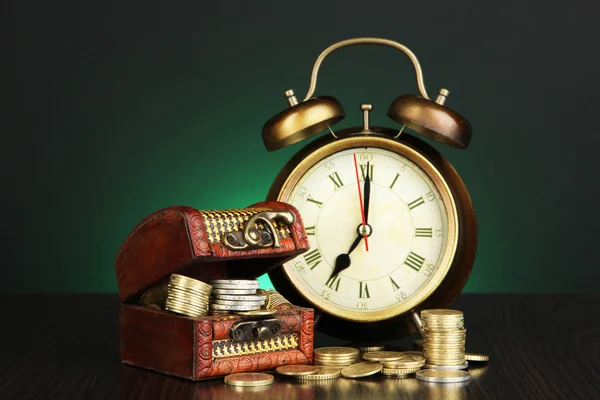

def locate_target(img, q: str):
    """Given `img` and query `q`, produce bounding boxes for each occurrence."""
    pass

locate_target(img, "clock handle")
[411,310,424,335]
[303,37,431,101]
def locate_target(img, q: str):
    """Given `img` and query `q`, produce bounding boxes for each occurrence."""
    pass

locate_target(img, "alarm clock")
[263,38,477,341]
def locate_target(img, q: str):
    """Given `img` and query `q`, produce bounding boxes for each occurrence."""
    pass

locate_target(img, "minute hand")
[363,161,371,223]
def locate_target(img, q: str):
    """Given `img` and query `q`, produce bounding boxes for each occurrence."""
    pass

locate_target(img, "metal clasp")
[223,210,296,251]
[230,319,282,341]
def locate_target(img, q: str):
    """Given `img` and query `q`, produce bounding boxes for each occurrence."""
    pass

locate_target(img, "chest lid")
[114,201,309,302]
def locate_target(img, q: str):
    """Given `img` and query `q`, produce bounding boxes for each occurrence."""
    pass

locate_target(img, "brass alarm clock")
[263,38,476,341]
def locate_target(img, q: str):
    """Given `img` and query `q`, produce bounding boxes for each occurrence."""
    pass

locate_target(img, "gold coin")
[340,362,383,378]
[353,344,385,353]
[382,355,425,369]
[236,310,275,317]
[224,372,274,387]
[140,285,168,307]
[314,354,360,362]
[362,351,405,362]
[381,367,421,376]
[170,274,212,291]
[416,369,471,383]
[402,351,423,358]
[314,347,360,358]
[296,367,341,380]
[421,309,463,318]
[314,360,356,367]
[423,362,469,370]
[165,299,207,314]
[276,365,319,376]
[465,352,489,362]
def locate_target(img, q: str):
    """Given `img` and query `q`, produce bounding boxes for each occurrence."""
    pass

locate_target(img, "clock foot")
[314,313,323,329]
[411,310,424,336]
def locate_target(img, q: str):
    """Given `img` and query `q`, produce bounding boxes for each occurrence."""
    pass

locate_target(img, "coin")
[340,362,383,378]
[140,285,168,307]
[224,372,274,387]
[465,352,489,362]
[236,310,275,317]
[212,288,258,295]
[402,351,424,357]
[362,351,405,362]
[170,274,212,291]
[296,367,341,380]
[423,362,469,370]
[352,344,385,353]
[211,293,267,301]
[276,365,319,376]
[208,279,259,286]
[211,283,259,290]
[381,367,421,376]
[211,298,264,306]
[315,347,360,357]
[421,309,464,318]
[416,369,471,383]
[209,303,262,311]
[314,360,356,366]
[382,355,425,369]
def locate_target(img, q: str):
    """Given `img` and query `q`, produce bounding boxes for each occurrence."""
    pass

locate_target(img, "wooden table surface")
[0,294,598,399]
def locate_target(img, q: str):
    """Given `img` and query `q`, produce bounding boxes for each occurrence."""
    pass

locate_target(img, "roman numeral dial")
[280,145,453,323]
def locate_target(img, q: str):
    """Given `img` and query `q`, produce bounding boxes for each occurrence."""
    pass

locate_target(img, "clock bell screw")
[434,88,450,105]
[361,103,373,131]
[284,89,299,107]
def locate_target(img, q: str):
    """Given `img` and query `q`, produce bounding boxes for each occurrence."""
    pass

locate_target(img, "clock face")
[278,139,458,322]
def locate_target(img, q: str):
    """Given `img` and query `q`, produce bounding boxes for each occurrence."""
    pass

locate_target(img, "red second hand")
[353,153,369,251]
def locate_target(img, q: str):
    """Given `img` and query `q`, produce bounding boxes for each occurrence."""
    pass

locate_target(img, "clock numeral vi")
[325,274,342,292]
[303,249,322,270]
[328,172,344,190]
[405,251,426,272]
[359,281,370,298]
[415,228,433,238]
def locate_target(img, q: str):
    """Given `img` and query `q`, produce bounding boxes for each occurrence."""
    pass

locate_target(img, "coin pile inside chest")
[165,274,212,317]
[207,279,266,315]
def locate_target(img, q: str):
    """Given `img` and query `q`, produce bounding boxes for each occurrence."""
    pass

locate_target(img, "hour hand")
[328,234,363,280]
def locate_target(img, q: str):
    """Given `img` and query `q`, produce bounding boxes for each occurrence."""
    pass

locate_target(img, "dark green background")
[4,0,599,293]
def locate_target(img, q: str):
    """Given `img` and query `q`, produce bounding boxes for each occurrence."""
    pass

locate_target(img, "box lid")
[114,201,309,302]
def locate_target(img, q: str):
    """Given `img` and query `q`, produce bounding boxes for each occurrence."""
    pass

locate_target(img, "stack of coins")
[165,274,212,317]
[207,279,266,315]
[314,347,360,368]
[421,309,468,369]
[379,353,425,377]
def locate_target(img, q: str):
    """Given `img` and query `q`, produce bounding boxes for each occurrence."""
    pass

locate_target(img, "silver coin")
[210,298,265,306]
[211,283,260,290]
[209,303,262,311]
[416,369,471,383]
[423,362,469,370]
[207,279,259,286]
[211,293,267,301]
[211,288,258,295]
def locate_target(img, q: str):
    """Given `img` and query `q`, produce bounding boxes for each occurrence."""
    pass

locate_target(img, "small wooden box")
[115,201,314,380]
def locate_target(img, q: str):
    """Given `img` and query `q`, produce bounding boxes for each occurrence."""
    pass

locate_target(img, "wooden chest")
[115,201,314,380]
